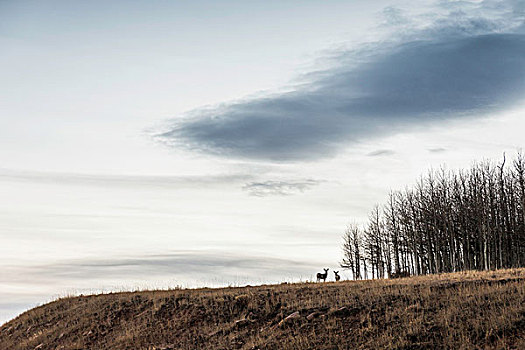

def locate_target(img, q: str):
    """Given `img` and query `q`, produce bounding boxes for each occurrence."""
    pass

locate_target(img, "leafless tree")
[341,152,525,279]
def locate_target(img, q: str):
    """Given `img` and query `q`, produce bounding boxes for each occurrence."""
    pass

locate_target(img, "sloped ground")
[1,269,525,350]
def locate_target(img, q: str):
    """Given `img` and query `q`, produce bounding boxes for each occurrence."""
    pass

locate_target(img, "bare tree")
[342,153,525,279]
[341,224,362,280]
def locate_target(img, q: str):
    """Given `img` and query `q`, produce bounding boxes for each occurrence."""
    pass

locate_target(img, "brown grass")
[1,268,525,349]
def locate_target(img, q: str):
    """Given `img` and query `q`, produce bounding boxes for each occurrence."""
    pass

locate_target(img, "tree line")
[341,152,525,279]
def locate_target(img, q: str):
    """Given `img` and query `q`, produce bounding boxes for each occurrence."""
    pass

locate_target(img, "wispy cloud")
[242,179,322,197]
[428,147,447,153]
[0,169,325,196]
[155,1,525,162]
[367,149,396,157]
[0,168,251,188]
[1,251,320,286]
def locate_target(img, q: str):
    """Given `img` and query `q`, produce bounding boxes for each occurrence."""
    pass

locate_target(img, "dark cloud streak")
[1,251,320,285]
[428,147,447,153]
[242,179,322,196]
[367,149,396,157]
[0,168,251,188]
[156,4,525,161]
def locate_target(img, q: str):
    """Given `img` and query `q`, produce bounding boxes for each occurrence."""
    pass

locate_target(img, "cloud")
[428,147,447,153]
[367,149,396,157]
[242,179,322,196]
[1,251,320,287]
[0,168,251,188]
[0,168,323,196]
[155,1,525,162]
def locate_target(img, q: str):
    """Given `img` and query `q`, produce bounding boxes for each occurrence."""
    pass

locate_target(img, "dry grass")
[1,269,525,349]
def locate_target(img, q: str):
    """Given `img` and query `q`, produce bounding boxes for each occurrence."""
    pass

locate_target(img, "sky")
[1,0,525,323]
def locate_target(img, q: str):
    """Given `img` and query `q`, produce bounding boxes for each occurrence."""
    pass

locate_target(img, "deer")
[316,268,329,282]
[390,270,410,279]
[334,270,341,282]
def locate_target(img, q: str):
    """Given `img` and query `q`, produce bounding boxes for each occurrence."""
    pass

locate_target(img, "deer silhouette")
[390,270,410,279]
[316,268,329,282]
[334,270,341,282]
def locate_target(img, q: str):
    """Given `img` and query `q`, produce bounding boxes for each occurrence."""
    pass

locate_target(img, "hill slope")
[1,269,525,350]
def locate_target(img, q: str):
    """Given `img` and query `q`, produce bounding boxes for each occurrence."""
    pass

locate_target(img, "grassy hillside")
[1,269,525,350]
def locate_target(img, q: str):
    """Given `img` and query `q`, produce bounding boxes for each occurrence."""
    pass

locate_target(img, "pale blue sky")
[1,0,525,323]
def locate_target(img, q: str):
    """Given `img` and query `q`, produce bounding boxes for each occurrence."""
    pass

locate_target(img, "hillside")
[1,269,525,350]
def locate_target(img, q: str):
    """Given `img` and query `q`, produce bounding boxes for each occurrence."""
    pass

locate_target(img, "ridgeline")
[1,268,525,349]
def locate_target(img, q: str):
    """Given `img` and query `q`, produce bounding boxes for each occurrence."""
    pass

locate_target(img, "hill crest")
[1,269,525,349]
